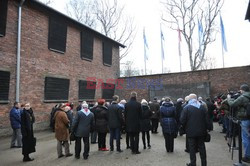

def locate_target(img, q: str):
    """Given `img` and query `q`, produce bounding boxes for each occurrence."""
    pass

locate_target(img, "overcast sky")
[50,0,250,74]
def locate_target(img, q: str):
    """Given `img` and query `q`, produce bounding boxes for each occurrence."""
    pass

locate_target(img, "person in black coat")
[149,97,160,133]
[205,97,216,131]
[125,92,142,154]
[108,95,124,152]
[175,98,184,133]
[21,103,36,162]
[140,99,152,149]
[160,97,177,152]
[180,94,211,166]
[92,99,109,151]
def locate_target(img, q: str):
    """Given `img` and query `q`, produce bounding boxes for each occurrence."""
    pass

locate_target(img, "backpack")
[243,95,250,119]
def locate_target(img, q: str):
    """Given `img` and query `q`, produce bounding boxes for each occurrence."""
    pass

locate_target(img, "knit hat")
[177,98,183,103]
[141,99,148,105]
[240,84,249,92]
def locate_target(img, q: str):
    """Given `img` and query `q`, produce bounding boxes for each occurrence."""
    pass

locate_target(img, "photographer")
[227,84,250,163]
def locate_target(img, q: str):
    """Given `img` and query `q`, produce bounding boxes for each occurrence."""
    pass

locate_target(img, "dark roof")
[24,0,125,48]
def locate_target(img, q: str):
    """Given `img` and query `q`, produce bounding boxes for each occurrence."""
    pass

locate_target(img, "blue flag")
[220,15,228,52]
[143,28,149,60]
[160,26,165,60]
[198,19,203,53]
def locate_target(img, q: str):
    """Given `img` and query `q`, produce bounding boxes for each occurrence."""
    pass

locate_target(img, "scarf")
[188,99,201,109]
[80,108,90,116]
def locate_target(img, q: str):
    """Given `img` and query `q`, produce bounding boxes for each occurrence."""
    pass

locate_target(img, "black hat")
[240,84,249,92]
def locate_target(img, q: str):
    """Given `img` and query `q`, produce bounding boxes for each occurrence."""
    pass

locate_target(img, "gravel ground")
[0,123,249,166]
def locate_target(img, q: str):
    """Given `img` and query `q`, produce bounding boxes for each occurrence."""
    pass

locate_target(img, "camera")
[228,90,241,100]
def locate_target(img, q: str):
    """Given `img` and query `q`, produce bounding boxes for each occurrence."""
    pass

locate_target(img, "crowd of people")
[9,83,250,166]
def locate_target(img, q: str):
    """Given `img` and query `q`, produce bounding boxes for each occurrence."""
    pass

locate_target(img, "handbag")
[205,133,211,142]
[70,133,76,141]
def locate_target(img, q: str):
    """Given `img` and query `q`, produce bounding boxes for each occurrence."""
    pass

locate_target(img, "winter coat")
[54,110,70,141]
[108,102,123,129]
[66,110,74,130]
[92,105,109,133]
[228,91,250,120]
[10,107,21,129]
[149,101,160,119]
[140,105,152,132]
[21,108,36,155]
[180,104,210,138]
[205,100,216,119]
[160,102,177,134]
[71,109,95,138]
[175,101,183,124]
[124,97,142,132]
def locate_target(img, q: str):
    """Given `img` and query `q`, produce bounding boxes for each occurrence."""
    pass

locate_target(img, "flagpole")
[222,45,225,68]
[160,24,164,73]
[144,43,147,75]
[220,15,227,68]
[178,29,182,72]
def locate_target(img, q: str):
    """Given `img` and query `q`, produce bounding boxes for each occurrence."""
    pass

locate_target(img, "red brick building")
[0,0,124,135]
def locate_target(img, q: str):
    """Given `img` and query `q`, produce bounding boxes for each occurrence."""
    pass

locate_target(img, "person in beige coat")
[54,104,73,158]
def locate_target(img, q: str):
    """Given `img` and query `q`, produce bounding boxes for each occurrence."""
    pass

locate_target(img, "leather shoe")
[58,154,65,158]
[23,158,34,162]
[242,157,250,163]
[132,151,141,154]
[65,153,73,157]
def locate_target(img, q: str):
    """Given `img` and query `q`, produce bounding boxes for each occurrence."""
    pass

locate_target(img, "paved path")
[0,123,249,166]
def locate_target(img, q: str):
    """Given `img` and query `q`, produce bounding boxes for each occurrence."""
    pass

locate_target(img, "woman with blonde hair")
[140,99,153,149]
[21,103,36,162]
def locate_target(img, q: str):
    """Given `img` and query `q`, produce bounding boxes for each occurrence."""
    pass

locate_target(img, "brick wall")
[116,66,250,102]
[0,1,120,136]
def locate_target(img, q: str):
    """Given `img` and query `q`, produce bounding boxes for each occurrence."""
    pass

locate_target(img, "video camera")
[227,90,241,100]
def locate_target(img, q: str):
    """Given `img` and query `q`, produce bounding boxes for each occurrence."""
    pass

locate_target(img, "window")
[0,71,10,102]
[102,40,112,66]
[81,31,94,61]
[0,0,8,37]
[48,15,67,53]
[102,83,115,100]
[78,80,96,100]
[44,77,69,102]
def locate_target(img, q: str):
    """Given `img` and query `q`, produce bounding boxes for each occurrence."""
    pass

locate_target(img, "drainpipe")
[16,0,25,102]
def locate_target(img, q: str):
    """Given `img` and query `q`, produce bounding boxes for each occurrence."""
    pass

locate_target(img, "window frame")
[102,40,113,66]
[48,15,67,54]
[44,77,70,103]
[80,31,94,61]
[101,83,115,100]
[0,0,8,37]
[0,71,10,103]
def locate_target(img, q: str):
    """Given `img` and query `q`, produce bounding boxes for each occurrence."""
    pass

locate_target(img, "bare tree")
[161,0,224,71]
[120,61,140,77]
[94,0,136,60]
[200,56,217,70]
[66,0,96,28]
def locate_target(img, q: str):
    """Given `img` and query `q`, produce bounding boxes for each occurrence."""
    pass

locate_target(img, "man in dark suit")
[125,92,142,154]
[180,94,210,166]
